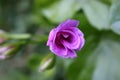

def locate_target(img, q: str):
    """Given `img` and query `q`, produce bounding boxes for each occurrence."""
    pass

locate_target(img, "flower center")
[62,34,69,38]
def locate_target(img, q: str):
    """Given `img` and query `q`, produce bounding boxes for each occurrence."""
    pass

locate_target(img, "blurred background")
[0,0,120,80]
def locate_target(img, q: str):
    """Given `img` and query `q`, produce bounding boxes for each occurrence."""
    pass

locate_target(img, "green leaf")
[34,0,57,10]
[77,39,120,80]
[100,0,112,5]
[27,54,42,70]
[109,0,120,35]
[111,21,120,35]
[42,0,82,23]
[92,39,120,80]
[83,0,109,30]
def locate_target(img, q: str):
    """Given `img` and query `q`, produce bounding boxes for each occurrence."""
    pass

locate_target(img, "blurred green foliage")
[0,0,120,80]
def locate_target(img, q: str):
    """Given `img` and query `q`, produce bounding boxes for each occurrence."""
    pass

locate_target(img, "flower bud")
[39,53,56,72]
[0,46,15,60]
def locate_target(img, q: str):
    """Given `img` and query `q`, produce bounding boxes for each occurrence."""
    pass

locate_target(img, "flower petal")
[58,19,79,30]
[61,30,81,50]
[76,37,85,50]
[64,49,77,58]
[47,28,56,46]
[75,28,85,50]
[0,47,8,53]
[0,55,5,60]
[49,42,67,57]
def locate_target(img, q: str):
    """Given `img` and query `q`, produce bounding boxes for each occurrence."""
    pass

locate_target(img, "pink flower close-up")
[47,19,85,58]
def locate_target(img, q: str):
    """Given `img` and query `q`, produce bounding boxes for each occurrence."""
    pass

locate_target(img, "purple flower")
[47,19,85,58]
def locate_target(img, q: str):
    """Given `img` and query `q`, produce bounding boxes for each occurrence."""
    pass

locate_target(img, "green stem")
[8,34,31,39]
